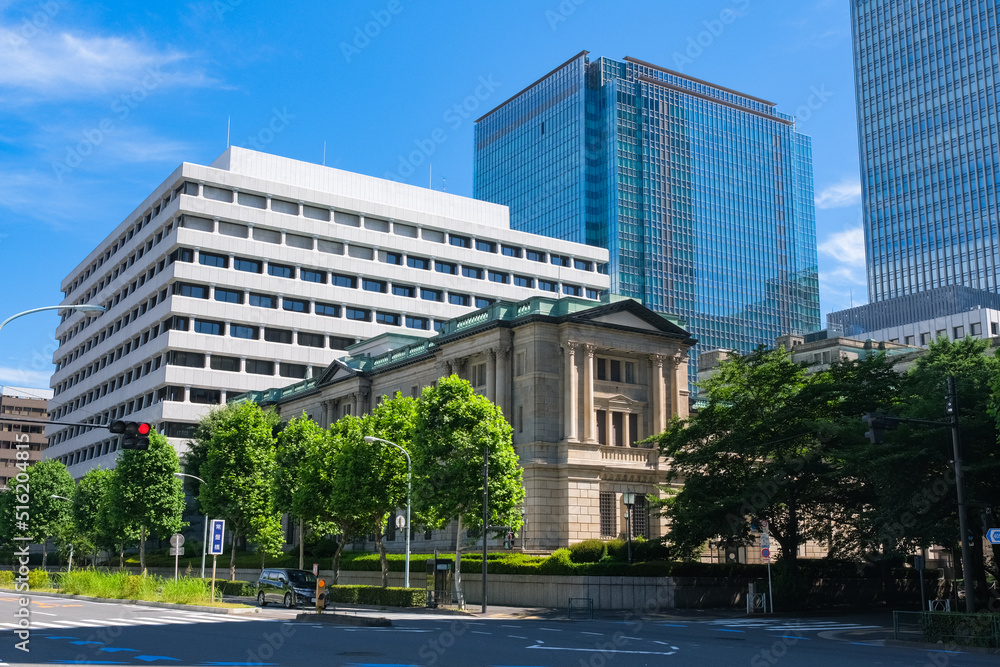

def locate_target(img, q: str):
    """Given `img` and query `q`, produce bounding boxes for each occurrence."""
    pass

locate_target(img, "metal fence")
[893,610,1000,648]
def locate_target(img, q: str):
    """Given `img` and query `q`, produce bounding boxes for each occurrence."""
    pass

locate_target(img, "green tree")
[887,337,1000,599]
[73,468,125,566]
[273,414,324,570]
[294,423,359,583]
[652,347,850,577]
[197,402,282,580]
[332,394,416,587]
[411,376,524,604]
[106,431,186,570]
[24,459,74,566]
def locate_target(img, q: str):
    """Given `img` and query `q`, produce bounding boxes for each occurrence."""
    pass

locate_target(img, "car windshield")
[287,571,316,585]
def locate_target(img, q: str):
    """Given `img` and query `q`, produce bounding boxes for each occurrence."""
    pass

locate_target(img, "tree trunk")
[41,541,48,568]
[298,517,304,571]
[331,531,350,585]
[376,530,389,588]
[453,515,463,607]
[139,526,146,572]
[229,527,238,581]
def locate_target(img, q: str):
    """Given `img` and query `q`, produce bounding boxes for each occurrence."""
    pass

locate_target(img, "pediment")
[588,311,664,332]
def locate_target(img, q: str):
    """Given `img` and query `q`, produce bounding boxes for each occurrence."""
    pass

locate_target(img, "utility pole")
[947,377,976,613]
[482,444,489,614]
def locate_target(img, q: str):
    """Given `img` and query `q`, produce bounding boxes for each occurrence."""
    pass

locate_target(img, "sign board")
[312,563,318,575]
[395,515,406,529]
[169,547,183,556]
[209,519,226,555]
[761,547,770,561]
[169,533,185,548]
[987,528,1000,545]
[761,520,768,530]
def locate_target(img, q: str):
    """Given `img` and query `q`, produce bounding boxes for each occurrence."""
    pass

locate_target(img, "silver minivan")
[255,568,327,609]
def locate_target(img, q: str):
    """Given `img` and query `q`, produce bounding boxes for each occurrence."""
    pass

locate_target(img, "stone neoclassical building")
[236,294,695,552]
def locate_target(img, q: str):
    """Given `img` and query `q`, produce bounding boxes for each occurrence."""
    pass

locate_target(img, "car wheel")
[283,592,294,609]
[257,592,267,607]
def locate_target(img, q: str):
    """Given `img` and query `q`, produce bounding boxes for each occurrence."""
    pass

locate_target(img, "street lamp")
[622,491,636,566]
[0,305,105,336]
[50,495,74,573]
[363,436,412,589]
[174,473,208,579]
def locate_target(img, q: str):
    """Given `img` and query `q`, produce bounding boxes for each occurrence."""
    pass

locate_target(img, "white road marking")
[527,643,677,656]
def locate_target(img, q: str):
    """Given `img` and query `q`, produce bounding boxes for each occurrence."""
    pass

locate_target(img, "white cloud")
[815,179,862,209]
[0,24,216,101]
[0,366,52,389]
[818,225,866,266]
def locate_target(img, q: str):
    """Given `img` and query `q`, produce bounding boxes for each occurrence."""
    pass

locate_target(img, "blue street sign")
[209,519,226,555]
[987,528,1000,545]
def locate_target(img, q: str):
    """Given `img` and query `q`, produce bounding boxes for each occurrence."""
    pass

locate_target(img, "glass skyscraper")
[474,52,821,390]
[851,1,1000,302]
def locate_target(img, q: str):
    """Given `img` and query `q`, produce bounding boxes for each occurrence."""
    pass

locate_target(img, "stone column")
[496,345,511,417]
[563,342,578,442]
[583,344,596,442]
[673,353,690,419]
[649,354,665,434]
[486,349,497,403]
[320,401,329,428]
[350,392,359,416]
[622,410,630,447]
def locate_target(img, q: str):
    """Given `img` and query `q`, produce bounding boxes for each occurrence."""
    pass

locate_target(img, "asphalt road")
[1,593,996,666]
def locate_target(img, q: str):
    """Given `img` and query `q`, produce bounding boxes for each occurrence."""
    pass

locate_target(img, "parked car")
[256,568,327,609]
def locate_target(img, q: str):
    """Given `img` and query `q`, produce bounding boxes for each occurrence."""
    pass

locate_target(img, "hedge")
[0,570,13,586]
[920,612,1000,648]
[200,578,257,596]
[327,585,427,607]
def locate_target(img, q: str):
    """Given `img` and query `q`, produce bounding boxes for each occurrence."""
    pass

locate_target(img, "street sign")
[169,547,183,556]
[169,533,185,548]
[987,528,1000,545]
[395,515,406,529]
[761,520,768,530]
[761,547,770,561]
[209,519,225,555]
[312,563,318,575]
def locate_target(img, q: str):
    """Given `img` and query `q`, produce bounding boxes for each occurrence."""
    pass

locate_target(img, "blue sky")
[0,0,867,389]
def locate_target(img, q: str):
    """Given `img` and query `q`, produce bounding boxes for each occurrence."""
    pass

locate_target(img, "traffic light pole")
[947,377,976,613]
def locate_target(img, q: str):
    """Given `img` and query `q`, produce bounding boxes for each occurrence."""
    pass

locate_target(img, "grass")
[57,569,243,606]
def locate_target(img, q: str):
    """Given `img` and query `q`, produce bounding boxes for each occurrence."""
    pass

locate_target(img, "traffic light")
[861,412,896,444]
[503,531,515,550]
[862,413,882,444]
[109,420,151,450]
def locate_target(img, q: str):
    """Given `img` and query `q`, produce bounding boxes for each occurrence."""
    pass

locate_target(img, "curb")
[884,639,1000,655]
[294,612,391,627]
[0,588,259,615]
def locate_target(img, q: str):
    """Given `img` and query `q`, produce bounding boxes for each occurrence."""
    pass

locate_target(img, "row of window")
[171,248,599,298]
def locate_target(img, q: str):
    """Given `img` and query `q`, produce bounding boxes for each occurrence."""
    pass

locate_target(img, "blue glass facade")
[474,53,821,390]
[851,1,1000,302]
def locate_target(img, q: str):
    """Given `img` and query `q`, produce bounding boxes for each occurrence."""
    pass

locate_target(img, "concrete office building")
[46,148,609,477]
[474,52,821,392]
[0,386,52,487]
[236,294,695,552]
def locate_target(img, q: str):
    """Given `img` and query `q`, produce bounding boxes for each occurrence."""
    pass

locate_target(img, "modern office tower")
[474,52,821,389]
[46,147,609,477]
[851,1,1000,303]
[0,386,51,487]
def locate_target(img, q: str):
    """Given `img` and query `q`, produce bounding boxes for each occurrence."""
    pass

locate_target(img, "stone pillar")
[486,349,497,403]
[583,344,596,442]
[320,401,329,428]
[623,410,630,447]
[351,392,359,416]
[673,353,690,419]
[496,345,511,417]
[649,354,665,433]
[563,342,578,442]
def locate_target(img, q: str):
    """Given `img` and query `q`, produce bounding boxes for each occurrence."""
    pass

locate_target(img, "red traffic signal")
[109,421,152,450]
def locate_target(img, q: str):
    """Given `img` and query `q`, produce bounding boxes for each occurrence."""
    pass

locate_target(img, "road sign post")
[760,524,773,614]
[986,529,1000,545]
[208,520,225,601]
[170,533,185,581]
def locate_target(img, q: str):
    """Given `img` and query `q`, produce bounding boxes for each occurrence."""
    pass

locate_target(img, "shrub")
[605,539,628,562]
[27,569,50,590]
[538,549,575,575]
[569,540,606,563]
[201,579,256,597]
[327,585,426,607]
[0,570,14,587]
[921,612,999,648]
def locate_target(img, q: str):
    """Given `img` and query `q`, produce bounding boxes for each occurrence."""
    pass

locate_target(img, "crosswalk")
[0,609,275,631]
[693,618,884,633]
